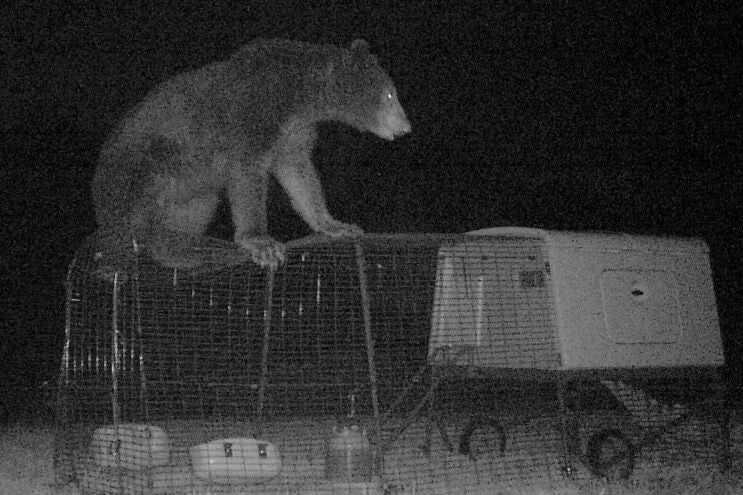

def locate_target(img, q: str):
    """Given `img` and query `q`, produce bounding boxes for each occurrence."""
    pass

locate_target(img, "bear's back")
[104,40,340,165]
[173,39,343,147]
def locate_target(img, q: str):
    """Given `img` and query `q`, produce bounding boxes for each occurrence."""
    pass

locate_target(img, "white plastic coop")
[428,227,724,370]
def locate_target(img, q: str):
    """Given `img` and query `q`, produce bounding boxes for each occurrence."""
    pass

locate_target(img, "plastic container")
[189,437,281,483]
[324,426,374,482]
[91,424,170,469]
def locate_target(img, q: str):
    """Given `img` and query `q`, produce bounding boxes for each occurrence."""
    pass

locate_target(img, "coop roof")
[467,227,709,255]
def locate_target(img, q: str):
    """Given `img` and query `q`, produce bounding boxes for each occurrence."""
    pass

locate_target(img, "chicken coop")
[54,228,731,494]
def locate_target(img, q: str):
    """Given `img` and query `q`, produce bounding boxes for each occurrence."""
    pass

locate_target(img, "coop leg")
[557,381,580,477]
[385,379,439,452]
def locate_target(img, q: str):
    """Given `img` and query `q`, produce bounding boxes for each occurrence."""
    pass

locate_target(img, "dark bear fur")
[92,38,410,276]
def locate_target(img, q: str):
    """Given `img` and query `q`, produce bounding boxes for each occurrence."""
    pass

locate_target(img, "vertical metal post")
[111,272,122,428]
[556,379,577,478]
[132,255,149,420]
[53,257,77,484]
[257,268,275,426]
[60,260,75,389]
[355,242,382,470]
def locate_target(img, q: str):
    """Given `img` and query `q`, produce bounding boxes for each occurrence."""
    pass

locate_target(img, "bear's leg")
[227,166,286,269]
[131,188,235,269]
[271,154,363,238]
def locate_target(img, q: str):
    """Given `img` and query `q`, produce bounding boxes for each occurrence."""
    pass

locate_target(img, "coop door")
[430,242,558,368]
[430,254,482,357]
[600,270,681,344]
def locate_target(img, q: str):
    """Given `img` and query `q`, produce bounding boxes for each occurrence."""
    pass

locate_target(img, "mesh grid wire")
[54,233,732,494]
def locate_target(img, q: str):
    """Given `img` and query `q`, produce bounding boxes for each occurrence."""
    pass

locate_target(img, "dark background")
[2,1,741,419]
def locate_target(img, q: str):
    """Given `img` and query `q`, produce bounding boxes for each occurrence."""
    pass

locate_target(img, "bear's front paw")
[235,234,286,270]
[318,219,364,238]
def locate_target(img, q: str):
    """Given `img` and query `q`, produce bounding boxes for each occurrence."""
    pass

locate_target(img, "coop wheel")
[459,415,506,461]
[586,428,635,481]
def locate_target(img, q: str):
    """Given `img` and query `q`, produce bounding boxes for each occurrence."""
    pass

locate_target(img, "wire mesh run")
[54,233,732,494]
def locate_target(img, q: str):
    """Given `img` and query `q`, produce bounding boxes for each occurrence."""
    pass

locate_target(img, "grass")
[0,423,81,495]
[1,420,741,495]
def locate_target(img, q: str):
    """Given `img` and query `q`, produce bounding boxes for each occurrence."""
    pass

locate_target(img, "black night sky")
[2,1,741,415]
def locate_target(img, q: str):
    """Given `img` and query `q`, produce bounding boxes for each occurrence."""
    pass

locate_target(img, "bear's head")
[321,40,411,141]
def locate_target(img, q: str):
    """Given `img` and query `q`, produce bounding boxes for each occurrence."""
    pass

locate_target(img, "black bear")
[91,38,410,276]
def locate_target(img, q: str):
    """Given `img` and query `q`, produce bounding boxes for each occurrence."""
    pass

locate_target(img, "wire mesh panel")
[54,233,732,495]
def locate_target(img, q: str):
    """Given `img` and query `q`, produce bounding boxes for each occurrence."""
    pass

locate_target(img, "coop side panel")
[548,233,724,369]
[429,237,561,369]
